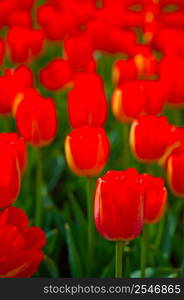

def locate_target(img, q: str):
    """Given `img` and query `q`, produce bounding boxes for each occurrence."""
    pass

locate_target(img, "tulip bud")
[0,66,34,115]
[68,73,107,128]
[94,169,144,241]
[165,143,184,196]
[40,59,73,91]
[7,27,45,63]
[65,126,110,177]
[111,81,146,123]
[0,207,46,278]
[141,174,167,224]
[112,59,137,86]
[0,143,21,209]
[15,89,57,147]
[64,35,95,73]
[130,115,172,162]
[0,133,27,173]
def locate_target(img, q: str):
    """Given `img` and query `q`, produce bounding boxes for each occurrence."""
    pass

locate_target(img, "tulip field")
[0,0,184,279]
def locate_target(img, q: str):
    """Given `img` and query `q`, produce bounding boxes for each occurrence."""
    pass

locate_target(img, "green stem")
[115,241,124,278]
[86,177,95,276]
[35,148,43,227]
[155,216,165,254]
[141,226,148,278]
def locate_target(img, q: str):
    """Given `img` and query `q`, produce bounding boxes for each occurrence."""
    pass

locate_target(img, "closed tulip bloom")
[7,27,45,63]
[141,80,165,115]
[65,126,110,177]
[0,65,34,115]
[8,9,32,28]
[0,38,5,66]
[141,174,167,224]
[0,207,46,278]
[113,59,137,86]
[37,5,75,41]
[166,143,184,196]
[0,143,21,209]
[15,89,57,147]
[134,48,158,80]
[111,81,146,123]
[0,133,27,174]
[130,115,172,162]
[64,35,95,73]
[40,59,73,90]
[94,169,144,241]
[68,73,107,128]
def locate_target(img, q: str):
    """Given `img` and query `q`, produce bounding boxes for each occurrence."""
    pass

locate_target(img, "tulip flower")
[0,38,5,66]
[0,65,34,115]
[0,133,27,174]
[7,27,45,63]
[94,168,144,241]
[111,81,146,123]
[0,207,46,278]
[65,126,110,177]
[94,168,144,277]
[37,4,75,41]
[0,141,21,209]
[14,88,57,147]
[165,143,184,196]
[40,59,73,90]
[141,174,167,224]
[159,54,184,106]
[8,9,32,28]
[68,73,107,128]
[64,35,96,73]
[130,115,172,162]
[113,59,137,86]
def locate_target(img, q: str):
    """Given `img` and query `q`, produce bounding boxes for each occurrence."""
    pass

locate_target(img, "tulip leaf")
[65,223,84,277]
[44,255,60,278]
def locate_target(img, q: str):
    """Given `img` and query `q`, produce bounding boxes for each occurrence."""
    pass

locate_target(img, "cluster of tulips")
[0,0,183,278]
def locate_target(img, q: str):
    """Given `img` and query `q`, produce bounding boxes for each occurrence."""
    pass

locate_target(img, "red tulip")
[15,89,57,147]
[65,126,110,177]
[8,9,32,28]
[94,169,144,241]
[0,38,5,66]
[130,115,172,162]
[0,65,33,115]
[64,35,95,73]
[134,47,158,80]
[141,174,167,224]
[7,27,45,63]
[88,21,137,54]
[37,4,75,41]
[141,80,166,115]
[68,73,107,128]
[0,141,21,209]
[111,81,146,123]
[113,59,137,85]
[40,59,73,91]
[0,133,27,174]
[165,143,184,196]
[0,207,46,278]
[159,54,184,106]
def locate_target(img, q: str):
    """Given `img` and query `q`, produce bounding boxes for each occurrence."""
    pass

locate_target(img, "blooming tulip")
[40,59,73,90]
[0,207,46,278]
[7,27,45,63]
[94,169,144,241]
[68,73,107,128]
[0,133,27,173]
[0,65,33,115]
[111,81,145,123]
[165,143,184,196]
[15,89,57,147]
[0,141,21,208]
[130,115,172,162]
[65,126,110,177]
[141,174,167,224]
